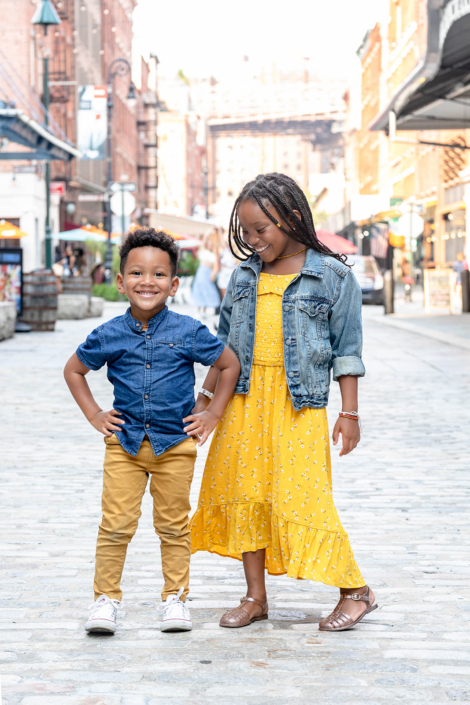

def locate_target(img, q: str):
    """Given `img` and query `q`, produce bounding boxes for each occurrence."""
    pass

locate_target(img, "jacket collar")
[239,247,324,278]
[124,305,169,333]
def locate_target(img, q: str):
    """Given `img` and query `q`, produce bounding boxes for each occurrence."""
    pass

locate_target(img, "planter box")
[88,297,105,318]
[0,301,16,341]
[57,294,89,320]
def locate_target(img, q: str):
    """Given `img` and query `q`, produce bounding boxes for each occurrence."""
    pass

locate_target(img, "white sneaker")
[85,595,121,634]
[158,586,192,632]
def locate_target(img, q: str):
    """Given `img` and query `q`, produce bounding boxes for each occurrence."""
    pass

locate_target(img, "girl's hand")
[332,416,360,456]
[183,410,220,446]
[90,409,125,436]
[191,393,211,415]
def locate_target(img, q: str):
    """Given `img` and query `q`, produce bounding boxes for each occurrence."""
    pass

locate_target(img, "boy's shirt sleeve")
[76,327,107,371]
[191,319,226,366]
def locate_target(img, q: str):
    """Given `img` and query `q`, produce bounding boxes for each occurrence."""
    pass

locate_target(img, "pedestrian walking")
[191,231,221,313]
[190,173,377,631]
[453,251,468,291]
[63,228,240,635]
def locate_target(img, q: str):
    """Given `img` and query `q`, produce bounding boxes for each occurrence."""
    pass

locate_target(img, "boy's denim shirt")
[217,247,365,411]
[76,306,225,457]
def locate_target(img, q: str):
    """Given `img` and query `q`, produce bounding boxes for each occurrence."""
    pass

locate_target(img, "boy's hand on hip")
[183,410,219,446]
[90,409,125,436]
[332,416,360,457]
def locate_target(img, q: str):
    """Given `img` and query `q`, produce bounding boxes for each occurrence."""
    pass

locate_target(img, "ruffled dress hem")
[190,502,365,588]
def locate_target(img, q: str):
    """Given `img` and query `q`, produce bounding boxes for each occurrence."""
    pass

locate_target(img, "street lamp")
[32,0,61,271]
[104,58,137,284]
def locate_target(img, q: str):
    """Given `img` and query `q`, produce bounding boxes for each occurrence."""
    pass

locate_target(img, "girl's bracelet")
[339,411,359,421]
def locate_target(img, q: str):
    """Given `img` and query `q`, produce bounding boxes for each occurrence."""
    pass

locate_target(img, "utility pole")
[44,56,52,269]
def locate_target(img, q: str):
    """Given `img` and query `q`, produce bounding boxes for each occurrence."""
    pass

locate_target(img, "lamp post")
[31,0,61,271]
[104,58,137,284]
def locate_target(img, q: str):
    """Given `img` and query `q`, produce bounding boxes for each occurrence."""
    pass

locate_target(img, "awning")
[147,211,215,237]
[0,108,80,161]
[370,0,470,132]
[316,229,358,254]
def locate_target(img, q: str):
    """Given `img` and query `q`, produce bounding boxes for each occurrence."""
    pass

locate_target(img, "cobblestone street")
[1,302,469,704]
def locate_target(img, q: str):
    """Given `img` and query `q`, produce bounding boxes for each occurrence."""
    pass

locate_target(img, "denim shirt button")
[286,338,291,345]
[288,372,294,378]
[146,335,150,340]
[284,305,289,312]
[146,364,151,369]
[145,423,150,428]
[144,394,149,399]
[136,322,140,327]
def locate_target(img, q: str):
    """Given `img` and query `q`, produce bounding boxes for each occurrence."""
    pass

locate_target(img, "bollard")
[383,269,394,315]
[462,269,470,313]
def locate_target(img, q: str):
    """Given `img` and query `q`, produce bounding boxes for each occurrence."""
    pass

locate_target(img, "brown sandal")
[319,586,378,632]
[219,596,269,628]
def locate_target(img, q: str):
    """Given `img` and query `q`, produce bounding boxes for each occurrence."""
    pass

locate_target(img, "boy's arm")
[64,352,125,436]
[183,345,240,446]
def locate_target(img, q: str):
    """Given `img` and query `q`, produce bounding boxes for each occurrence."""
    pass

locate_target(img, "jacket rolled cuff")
[332,355,365,381]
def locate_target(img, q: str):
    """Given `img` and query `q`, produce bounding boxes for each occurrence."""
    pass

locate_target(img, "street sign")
[110,181,136,193]
[78,193,108,202]
[110,191,136,217]
[395,213,425,239]
[50,181,66,196]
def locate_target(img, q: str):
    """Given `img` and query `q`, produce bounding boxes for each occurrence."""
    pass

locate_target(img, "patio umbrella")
[316,229,358,254]
[57,225,120,242]
[0,220,29,238]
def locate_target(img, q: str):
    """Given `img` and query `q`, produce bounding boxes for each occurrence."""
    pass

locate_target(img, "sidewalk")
[0,302,469,704]
[364,286,470,351]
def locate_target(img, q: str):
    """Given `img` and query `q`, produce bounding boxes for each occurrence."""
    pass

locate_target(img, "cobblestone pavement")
[1,302,469,705]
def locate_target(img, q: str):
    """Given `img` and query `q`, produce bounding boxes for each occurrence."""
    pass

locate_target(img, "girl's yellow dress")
[190,273,365,588]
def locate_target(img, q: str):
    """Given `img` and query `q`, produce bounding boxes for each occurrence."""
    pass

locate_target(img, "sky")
[133,0,389,82]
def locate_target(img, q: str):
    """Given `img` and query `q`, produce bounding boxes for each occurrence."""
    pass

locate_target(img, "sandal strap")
[240,596,267,609]
[340,586,371,603]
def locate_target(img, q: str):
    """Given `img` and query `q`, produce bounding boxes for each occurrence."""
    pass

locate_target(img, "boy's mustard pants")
[94,434,197,602]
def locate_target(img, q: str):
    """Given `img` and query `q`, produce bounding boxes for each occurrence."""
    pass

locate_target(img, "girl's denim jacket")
[217,247,365,410]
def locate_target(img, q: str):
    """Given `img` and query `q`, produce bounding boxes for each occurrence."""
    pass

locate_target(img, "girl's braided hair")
[228,172,349,266]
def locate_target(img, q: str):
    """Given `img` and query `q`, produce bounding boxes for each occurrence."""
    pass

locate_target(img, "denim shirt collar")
[239,247,325,279]
[124,305,169,334]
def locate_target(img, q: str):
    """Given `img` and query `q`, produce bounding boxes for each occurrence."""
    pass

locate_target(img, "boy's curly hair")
[119,227,179,276]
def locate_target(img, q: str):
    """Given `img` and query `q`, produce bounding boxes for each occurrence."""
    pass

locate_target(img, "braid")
[228,172,349,266]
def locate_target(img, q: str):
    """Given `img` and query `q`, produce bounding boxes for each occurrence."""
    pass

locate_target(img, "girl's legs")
[241,549,267,618]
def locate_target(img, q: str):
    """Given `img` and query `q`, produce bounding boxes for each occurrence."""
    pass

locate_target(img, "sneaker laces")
[157,587,188,618]
[88,595,121,620]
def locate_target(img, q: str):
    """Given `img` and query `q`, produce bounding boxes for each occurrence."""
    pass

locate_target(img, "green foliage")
[178,251,199,276]
[93,283,127,302]
[85,239,121,276]
[177,69,189,86]
[304,190,329,226]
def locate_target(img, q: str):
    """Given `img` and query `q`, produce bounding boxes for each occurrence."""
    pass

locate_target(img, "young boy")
[64,228,240,634]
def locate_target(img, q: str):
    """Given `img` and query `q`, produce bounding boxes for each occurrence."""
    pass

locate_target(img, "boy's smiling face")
[116,246,179,323]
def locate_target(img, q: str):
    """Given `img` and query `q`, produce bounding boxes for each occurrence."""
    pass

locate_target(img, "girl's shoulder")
[322,253,352,279]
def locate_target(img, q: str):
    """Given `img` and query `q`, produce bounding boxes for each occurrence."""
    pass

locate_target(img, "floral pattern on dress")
[190,273,365,588]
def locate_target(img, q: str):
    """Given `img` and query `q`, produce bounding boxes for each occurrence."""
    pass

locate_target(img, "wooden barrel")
[62,276,92,298]
[20,271,58,332]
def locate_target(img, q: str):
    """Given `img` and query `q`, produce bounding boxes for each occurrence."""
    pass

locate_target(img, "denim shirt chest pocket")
[297,298,331,340]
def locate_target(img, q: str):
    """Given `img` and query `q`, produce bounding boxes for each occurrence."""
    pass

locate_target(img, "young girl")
[187,173,377,631]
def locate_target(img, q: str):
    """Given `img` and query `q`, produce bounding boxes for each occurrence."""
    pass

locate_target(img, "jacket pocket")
[231,284,253,324]
[297,299,330,340]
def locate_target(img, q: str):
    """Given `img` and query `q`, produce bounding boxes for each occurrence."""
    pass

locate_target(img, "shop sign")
[424,269,458,314]
[78,193,108,202]
[77,85,107,160]
[13,164,44,175]
[50,181,65,196]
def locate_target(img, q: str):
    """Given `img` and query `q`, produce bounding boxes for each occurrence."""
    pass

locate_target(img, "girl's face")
[238,198,301,263]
